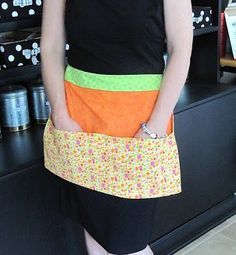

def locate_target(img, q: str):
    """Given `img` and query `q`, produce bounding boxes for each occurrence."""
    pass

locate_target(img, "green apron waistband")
[64,64,163,91]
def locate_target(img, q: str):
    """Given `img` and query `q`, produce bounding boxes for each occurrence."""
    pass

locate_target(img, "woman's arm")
[40,0,81,131]
[135,0,193,138]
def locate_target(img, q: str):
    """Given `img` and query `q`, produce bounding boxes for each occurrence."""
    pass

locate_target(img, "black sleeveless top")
[64,0,166,75]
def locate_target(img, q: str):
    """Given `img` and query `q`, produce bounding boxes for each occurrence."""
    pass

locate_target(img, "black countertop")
[0,72,236,178]
[0,123,44,177]
[175,78,236,113]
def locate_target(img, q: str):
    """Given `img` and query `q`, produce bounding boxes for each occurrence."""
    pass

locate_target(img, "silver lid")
[29,84,44,90]
[0,85,27,99]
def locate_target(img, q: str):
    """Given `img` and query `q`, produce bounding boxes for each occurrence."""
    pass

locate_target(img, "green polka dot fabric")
[65,64,163,91]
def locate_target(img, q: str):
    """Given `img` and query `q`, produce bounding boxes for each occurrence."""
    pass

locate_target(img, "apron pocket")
[43,115,182,199]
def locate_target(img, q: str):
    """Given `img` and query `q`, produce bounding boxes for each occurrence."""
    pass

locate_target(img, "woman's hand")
[133,128,150,139]
[51,111,82,132]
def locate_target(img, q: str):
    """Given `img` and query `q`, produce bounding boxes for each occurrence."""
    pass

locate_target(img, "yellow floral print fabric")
[43,116,182,199]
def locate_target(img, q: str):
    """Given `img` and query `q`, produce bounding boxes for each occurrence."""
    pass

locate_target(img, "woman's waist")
[64,78,175,137]
[63,63,167,137]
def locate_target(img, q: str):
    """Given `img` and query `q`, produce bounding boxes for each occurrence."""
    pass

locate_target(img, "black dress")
[43,0,182,253]
[58,174,157,254]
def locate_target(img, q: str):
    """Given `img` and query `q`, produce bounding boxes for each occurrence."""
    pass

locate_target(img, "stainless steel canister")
[28,82,51,124]
[0,85,30,131]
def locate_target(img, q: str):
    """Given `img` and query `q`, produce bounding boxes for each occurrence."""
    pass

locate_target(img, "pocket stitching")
[48,117,174,143]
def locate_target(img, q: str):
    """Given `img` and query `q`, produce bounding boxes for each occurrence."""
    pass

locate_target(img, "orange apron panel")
[64,80,173,137]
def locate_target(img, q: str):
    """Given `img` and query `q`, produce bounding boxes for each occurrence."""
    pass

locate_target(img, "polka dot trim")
[65,64,163,92]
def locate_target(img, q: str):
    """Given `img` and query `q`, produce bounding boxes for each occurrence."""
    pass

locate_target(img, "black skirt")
[57,174,157,254]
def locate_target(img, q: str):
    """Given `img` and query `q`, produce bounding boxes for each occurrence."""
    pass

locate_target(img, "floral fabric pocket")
[43,115,182,199]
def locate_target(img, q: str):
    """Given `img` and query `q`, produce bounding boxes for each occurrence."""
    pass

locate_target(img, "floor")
[173,212,236,255]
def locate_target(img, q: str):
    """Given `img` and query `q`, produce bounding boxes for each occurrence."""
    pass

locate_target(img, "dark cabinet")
[150,83,236,254]
[189,0,221,82]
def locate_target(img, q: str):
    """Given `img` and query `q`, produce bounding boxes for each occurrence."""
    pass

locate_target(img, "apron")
[43,64,182,199]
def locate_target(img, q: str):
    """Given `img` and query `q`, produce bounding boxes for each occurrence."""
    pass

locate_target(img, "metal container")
[0,85,30,131]
[28,82,51,124]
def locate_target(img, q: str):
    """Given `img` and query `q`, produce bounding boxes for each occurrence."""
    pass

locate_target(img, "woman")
[41,0,193,254]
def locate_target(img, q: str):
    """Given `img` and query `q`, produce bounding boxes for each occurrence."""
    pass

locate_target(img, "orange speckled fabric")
[64,80,173,137]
